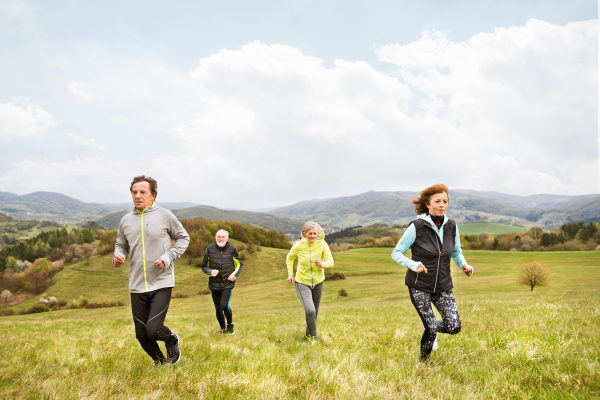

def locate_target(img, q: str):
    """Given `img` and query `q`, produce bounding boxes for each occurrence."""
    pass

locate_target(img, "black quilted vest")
[405,218,457,293]
[206,243,239,291]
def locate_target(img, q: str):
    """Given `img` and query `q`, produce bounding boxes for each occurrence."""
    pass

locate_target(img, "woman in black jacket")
[200,229,243,334]
[391,184,473,361]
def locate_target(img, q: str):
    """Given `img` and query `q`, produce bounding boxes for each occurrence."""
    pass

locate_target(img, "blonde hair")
[301,221,323,237]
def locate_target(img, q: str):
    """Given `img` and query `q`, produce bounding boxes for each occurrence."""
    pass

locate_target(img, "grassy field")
[457,223,527,235]
[0,247,598,399]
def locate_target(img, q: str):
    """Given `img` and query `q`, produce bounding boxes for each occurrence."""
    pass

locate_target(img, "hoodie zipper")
[135,203,153,292]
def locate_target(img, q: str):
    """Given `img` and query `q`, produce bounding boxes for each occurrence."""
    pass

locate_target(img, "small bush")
[2,309,16,316]
[338,288,348,297]
[325,270,346,280]
[25,304,50,314]
[172,293,190,299]
[57,300,67,307]
[199,289,211,296]
[85,301,119,309]
[238,251,247,260]
[78,295,89,307]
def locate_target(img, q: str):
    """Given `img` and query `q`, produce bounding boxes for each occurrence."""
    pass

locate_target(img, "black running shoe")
[226,323,235,335]
[220,327,227,334]
[166,334,181,365]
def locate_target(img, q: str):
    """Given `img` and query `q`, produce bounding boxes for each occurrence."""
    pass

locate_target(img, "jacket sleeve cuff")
[160,254,173,269]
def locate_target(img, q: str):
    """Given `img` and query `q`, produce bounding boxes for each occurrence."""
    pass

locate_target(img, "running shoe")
[304,335,318,346]
[166,334,181,365]
[226,323,235,335]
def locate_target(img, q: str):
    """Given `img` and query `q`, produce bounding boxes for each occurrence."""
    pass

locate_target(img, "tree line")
[327,221,599,252]
[0,226,100,271]
[182,217,291,257]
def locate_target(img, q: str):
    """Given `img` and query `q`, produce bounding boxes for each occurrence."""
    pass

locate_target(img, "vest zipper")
[424,223,442,292]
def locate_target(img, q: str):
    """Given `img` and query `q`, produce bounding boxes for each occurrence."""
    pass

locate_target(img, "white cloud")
[69,134,105,150]
[0,102,56,139]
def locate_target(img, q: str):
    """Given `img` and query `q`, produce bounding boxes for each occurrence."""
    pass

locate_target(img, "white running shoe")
[432,337,438,351]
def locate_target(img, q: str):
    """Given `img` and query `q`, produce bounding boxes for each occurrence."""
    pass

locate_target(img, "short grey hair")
[215,229,229,238]
[301,221,323,237]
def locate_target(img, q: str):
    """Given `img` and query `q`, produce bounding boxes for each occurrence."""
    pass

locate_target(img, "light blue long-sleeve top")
[391,214,473,273]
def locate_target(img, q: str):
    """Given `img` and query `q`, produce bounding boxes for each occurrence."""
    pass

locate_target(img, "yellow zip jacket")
[286,232,334,287]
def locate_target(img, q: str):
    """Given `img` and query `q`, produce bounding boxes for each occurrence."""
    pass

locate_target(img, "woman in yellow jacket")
[286,221,334,343]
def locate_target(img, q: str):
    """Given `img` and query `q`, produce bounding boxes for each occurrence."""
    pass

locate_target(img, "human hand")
[287,275,294,284]
[314,259,322,267]
[462,265,473,276]
[154,259,166,270]
[211,270,219,277]
[227,275,236,282]
[416,263,428,274]
[113,254,125,267]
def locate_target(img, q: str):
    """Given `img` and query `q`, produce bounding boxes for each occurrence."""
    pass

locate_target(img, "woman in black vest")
[200,229,243,334]
[391,184,473,361]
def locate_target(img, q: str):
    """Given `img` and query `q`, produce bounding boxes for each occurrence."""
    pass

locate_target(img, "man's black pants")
[131,287,174,360]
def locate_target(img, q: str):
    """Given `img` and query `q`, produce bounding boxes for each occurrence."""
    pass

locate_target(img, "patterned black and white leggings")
[409,288,461,359]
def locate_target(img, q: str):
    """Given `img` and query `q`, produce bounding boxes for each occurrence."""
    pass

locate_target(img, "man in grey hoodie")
[113,175,190,365]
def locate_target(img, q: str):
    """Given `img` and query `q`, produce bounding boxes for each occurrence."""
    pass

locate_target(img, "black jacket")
[405,218,457,293]
[201,242,243,291]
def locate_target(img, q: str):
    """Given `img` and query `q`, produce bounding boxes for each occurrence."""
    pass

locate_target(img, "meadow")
[0,247,598,399]
[457,223,527,235]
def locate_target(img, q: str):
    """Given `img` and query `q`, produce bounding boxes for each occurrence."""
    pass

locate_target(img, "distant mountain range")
[1,189,598,231]
[268,189,600,229]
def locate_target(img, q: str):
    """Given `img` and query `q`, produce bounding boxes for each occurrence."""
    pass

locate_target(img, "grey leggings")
[409,288,461,359]
[295,281,323,339]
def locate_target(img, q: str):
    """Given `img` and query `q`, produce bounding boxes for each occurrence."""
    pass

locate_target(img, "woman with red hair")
[391,184,473,361]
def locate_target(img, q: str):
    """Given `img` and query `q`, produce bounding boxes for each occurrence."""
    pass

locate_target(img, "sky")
[0,0,597,209]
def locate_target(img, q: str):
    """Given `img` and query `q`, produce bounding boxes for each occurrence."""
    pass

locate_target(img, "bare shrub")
[329,243,351,253]
[198,289,211,296]
[338,288,348,297]
[563,239,584,251]
[1,289,12,308]
[517,259,549,292]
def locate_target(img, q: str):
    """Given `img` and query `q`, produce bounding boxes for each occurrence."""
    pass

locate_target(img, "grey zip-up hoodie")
[114,202,190,293]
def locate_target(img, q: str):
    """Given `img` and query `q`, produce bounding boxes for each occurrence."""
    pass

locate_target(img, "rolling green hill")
[0,191,121,223]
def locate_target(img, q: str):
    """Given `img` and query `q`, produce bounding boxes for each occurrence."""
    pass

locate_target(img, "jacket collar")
[417,213,447,229]
[134,201,158,214]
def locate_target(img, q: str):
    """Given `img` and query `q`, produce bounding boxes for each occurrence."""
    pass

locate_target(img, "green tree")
[6,256,18,272]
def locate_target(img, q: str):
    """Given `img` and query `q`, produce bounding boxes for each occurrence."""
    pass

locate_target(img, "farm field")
[0,248,598,399]
[457,222,528,235]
